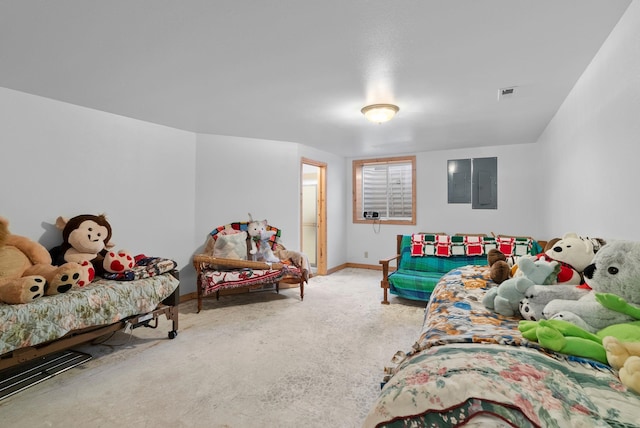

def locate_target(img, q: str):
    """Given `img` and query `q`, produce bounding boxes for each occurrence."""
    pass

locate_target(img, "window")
[353,156,416,225]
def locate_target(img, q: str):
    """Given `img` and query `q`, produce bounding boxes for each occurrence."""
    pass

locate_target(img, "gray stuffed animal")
[519,284,590,321]
[483,257,560,317]
[542,240,640,333]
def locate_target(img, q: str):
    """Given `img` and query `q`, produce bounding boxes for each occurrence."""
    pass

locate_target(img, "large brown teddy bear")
[0,216,83,304]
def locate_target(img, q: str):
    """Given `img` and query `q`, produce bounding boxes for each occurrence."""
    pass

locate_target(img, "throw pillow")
[213,231,248,260]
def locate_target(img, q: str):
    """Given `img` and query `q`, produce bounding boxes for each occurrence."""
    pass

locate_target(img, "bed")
[365,264,640,427]
[0,264,179,372]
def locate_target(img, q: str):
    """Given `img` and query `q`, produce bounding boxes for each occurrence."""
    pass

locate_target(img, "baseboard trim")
[180,291,197,303]
[326,263,348,275]
[344,262,384,271]
[326,262,389,274]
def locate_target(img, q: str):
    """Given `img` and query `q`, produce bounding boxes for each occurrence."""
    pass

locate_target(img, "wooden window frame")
[352,155,416,225]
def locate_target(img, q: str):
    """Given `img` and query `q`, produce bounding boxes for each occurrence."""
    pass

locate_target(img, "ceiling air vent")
[498,86,517,101]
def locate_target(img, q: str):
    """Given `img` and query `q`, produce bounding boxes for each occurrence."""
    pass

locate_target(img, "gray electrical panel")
[447,159,471,203]
[471,157,497,209]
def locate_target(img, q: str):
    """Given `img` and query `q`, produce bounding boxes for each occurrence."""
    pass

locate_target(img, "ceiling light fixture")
[361,103,399,124]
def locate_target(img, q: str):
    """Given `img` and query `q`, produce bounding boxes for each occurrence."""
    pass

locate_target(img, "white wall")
[0,87,197,289]
[346,143,543,265]
[538,0,640,241]
[194,134,301,249]
[193,135,348,276]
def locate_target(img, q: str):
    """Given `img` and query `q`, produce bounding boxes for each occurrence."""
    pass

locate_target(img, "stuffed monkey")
[49,214,133,278]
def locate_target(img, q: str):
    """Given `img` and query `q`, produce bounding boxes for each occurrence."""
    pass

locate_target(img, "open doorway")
[301,158,327,276]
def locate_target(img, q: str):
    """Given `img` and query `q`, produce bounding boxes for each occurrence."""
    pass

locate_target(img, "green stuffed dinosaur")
[520,292,640,395]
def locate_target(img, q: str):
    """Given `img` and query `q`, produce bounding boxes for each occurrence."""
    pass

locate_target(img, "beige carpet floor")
[0,268,425,428]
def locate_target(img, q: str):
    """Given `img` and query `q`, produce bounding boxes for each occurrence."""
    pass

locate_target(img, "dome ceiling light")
[361,103,399,124]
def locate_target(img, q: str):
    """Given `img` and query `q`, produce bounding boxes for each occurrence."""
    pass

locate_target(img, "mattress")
[0,273,179,356]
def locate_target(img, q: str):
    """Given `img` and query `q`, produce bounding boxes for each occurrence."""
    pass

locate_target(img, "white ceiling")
[0,1,631,157]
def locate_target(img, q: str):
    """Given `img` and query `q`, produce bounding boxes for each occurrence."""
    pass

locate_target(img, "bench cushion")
[387,271,445,301]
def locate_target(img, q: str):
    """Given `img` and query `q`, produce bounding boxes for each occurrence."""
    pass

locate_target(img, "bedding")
[365,265,640,427]
[199,267,288,294]
[101,256,177,281]
[0,272,179,357]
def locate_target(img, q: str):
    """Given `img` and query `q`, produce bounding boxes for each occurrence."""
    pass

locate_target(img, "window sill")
[353,219,415,226]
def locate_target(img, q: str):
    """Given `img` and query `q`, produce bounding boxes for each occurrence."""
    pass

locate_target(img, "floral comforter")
[365,265,640,427]
[0,273,179,356]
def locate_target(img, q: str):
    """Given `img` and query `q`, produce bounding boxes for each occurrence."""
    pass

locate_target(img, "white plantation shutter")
[362,162,413,220]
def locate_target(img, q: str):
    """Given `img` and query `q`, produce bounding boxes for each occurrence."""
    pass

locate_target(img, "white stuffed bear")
[544,232,605,285]
[542,240,640,333]
[247,213,280,263]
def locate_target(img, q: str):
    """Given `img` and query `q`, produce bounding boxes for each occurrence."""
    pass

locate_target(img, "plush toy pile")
[483,256,560,317]
[0,213,172,303]
[486,232,606,321]
[489,233,603,286]
[0,216,83,304]
[519,240,640,394]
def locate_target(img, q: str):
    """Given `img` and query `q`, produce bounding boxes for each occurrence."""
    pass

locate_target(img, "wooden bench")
[192,226,308,312]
